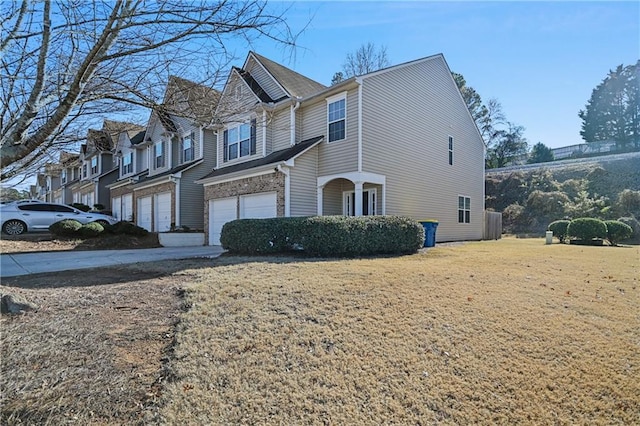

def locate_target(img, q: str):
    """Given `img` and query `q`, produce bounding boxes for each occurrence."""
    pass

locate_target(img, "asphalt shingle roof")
[199,135,324,180]
[251,52,326,99]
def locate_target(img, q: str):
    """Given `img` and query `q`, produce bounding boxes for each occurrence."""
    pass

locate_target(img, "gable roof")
[163,76,220,124]
[233,67,280,103]
[250,52,326,99]
[199,135,324,181]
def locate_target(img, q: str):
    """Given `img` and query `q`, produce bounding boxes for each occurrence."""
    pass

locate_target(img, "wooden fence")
[483,211,502,240]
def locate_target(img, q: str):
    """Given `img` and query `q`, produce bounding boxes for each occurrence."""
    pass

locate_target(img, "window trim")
[326,92,347,143]
[90,156,98,175]
[182,132,195,163]
[458,195,471,224]
[448,135,454,165]
[154,141,165,169]
[122,152,133,175]
[223,119,256,163]
[343,188,377,216]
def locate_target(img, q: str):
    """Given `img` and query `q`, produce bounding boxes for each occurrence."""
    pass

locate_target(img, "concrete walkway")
[0,246,225,278]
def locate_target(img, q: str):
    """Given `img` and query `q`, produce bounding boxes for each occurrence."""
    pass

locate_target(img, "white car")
[0,202,118,235]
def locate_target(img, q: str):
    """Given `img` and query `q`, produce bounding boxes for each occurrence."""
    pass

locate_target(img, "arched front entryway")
[317,172,386,216]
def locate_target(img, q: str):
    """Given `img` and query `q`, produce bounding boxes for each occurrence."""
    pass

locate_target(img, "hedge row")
[49,220,148,238]
[548,217,633,246]
[220,215,425,257]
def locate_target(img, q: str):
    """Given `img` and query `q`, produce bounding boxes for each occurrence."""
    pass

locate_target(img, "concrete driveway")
[0,246,225,278]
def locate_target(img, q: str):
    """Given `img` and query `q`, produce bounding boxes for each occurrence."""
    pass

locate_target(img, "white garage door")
[112,196,122,220]
[155,192,172,232]
[137,196,152,231]
[209,197,237,246]
[240,192,277,219]
[122,194,133,222]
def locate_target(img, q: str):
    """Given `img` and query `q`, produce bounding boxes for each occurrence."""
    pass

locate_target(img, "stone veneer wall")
[203,172,285,244]
[133,182,176,231]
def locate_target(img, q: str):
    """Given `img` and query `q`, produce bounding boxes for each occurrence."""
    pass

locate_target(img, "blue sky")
[230,1,639,149]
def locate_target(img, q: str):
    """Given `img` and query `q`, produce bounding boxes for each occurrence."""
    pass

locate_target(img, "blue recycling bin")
[419,219,439,247]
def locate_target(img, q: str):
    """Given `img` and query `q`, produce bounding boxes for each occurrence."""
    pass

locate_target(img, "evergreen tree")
[579,61,639,150]
[528,142,554,164]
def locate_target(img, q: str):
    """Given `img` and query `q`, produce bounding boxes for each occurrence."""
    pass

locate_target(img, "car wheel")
[2,220,27,235]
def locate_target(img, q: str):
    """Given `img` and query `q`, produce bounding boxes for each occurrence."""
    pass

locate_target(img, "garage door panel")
[240,192,277,219]
[112,197,122,221]
[122,194,133,222]
[155,192,172,232]
[137,196,152,231]
[209,197,237,246]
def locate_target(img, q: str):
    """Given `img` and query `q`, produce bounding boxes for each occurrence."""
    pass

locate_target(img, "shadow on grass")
[0,249,430,290]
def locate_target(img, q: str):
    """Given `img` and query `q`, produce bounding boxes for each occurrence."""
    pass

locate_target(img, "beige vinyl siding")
[361,55,485,242]
[321,89,359,175]
[246,59,287,101]
[180,166,205,229]
[136,146,148,173]
[299,89,359,176]
[289,147,318,216]
[270,108,292,152]
[322,178,351,215]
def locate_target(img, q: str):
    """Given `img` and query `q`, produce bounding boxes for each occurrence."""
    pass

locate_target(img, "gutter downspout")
[290,98,301,146]
[356,77,363,173]
[262,108,268,157]
[276,163,291,217]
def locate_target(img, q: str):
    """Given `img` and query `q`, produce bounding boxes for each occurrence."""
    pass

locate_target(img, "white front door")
[209,197,237,245]
[155,192,172,232]
[343,188,377,216]
[240,192,277,219]
[137,196,152,231]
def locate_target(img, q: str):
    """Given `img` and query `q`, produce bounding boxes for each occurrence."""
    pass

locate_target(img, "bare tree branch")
[1,0,298,182]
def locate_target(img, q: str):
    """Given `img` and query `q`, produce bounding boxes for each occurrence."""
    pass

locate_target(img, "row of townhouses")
[33,51,485,245]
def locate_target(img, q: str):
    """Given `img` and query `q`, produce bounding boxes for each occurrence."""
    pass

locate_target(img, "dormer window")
[90,157,98,174]
[182,133,194,163]
[122,152,133,174]
[154,142,165,168]
[223,120,256,162]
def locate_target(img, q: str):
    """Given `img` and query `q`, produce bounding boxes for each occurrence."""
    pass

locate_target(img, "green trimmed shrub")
[604,220,633,246]
[110,221,149,237]
[567,218,607,241]
[70,203,91,212]
[548,220,570,243]
[49,219,83,237]
[79,222,104,238]
[617,216,639,239]
[220,216,425,257]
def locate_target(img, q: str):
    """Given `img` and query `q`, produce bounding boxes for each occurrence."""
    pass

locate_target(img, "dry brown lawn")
[0,232,160,253]
[1,238,638,425]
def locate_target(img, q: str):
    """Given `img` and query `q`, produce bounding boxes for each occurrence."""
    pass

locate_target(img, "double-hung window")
[82,164,87,179]
[154,142,165,168]
[182,133,194,163]
[223,119,256,162]
[458,196,471,223]
[327,94,346,142]
[122,152,133,175]
[448,136,454,165]
[61,169,67,184]
[90,157,98,175]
